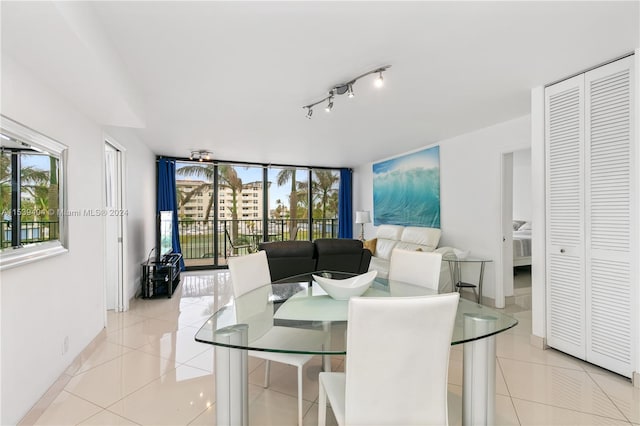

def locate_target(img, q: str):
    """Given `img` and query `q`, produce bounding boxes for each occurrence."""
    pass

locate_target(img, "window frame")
[0,115,68,270]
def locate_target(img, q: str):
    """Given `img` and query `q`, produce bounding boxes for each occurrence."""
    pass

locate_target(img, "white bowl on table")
[312,270,378,300]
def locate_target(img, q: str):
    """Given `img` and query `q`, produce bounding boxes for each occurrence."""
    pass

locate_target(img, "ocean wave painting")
[373,146,440,228]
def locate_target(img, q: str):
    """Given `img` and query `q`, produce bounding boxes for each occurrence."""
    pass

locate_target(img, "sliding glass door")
[175,161,215,267]
[175,161,341,269]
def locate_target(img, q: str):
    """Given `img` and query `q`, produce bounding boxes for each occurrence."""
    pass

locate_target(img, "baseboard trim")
[530,334,546,349]
[18,329,107,425]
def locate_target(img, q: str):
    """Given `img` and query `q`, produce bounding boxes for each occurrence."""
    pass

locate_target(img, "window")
[1,115,68,269]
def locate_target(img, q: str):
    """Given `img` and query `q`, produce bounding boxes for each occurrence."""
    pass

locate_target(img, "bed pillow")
[518,221,532,231]
[512,220,526,230]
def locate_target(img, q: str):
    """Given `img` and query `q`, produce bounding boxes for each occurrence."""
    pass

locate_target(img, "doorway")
[501,148,532,311]
[104,141,125,312]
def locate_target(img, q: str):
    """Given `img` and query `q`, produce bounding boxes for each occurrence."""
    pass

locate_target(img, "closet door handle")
[560,249,565,253]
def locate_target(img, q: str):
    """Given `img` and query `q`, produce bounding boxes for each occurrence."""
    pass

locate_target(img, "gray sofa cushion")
[258,240,316,281]
[315,238,372,274]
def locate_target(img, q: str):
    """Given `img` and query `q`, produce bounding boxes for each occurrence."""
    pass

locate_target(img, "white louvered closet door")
[545,55,636,378]
[584,56,634,377]
[545,75,586,360]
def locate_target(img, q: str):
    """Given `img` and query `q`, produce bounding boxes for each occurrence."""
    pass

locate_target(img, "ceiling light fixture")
[189,150,213,162]
[302,65,390,118]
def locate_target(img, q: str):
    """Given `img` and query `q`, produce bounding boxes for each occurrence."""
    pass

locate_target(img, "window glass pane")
[219,165,262,255]
[19,153,59,245]
[268,167,307,241]
[1,150,11,248]
[311,169,340,239]
[176,161,214,267]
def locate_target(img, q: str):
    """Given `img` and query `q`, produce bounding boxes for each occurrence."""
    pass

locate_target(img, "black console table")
[141,253,182,298]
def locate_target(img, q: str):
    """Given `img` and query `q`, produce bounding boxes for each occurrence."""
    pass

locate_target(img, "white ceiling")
[2,1,638,167]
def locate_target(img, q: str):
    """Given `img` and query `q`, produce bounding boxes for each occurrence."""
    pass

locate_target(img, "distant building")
[176,179,269,221]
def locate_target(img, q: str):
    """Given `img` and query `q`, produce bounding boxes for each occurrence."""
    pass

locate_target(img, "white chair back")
[228,251,272,297]
[389,248,442,290]
[344,293,459,425]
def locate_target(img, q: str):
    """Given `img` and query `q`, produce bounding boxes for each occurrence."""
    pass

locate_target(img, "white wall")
[354,115,531,302]
[0,56,155,424]
[512,149,532,222]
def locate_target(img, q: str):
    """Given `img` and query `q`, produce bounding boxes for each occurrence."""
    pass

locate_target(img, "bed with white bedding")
[512,221,531,267]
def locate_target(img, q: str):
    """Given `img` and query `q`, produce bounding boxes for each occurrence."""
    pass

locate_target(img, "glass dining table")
[195,271,518,426]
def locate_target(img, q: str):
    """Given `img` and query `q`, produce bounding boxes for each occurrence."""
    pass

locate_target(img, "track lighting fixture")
[189,150,213,162]
[302,65,390,118]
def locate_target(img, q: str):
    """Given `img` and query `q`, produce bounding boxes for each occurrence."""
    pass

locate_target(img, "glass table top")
[442,254,493,263]
[195,271,518,354]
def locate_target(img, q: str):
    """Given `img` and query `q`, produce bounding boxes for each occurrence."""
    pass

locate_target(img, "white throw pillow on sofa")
[375,238,398,260]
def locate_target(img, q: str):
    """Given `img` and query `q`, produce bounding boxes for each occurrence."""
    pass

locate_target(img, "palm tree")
[176,163,216,220]
[312,170,339,237]
[47,156,59,236]
[176,163,245,241]
[218,165,243,241]
[296,180,310,219]
[0,152,11,215]
[276,168,298,240]
[19,159,51,221]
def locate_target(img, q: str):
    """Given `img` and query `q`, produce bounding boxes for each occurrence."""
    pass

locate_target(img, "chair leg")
[318,377,327,426]
[297,365,303,426]
[323,354,331,372]
[263,360,271,388]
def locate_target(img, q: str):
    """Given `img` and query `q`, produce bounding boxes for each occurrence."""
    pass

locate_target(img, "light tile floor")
[22,270,640,426]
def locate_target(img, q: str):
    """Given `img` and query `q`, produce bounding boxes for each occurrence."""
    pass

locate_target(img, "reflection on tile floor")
[22,271,639,426]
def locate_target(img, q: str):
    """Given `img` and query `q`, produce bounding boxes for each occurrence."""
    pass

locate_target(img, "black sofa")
[258,239,372,281]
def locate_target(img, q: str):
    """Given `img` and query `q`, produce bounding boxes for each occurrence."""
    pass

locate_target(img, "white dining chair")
[389,248,443,291]
[318,292,459,426]
[228,250,318,426]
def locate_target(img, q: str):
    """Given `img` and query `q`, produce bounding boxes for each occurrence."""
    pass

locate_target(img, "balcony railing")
[1,221,60,249]
[1,218,339,266]
[178,218,338,263]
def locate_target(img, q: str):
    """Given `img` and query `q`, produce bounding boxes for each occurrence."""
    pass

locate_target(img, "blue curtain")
[337,168,353,238]
[157,158,185,270]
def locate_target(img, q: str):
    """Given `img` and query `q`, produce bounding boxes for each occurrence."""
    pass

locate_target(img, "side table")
[443,254,492,304]
[141,253,182,298]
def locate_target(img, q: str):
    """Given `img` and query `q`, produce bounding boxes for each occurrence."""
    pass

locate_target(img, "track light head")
[347,84,354,98]
[325,97,334,112]
[374,71,384,88]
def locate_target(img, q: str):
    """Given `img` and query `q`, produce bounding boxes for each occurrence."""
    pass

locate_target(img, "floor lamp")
[355,211,371,241]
